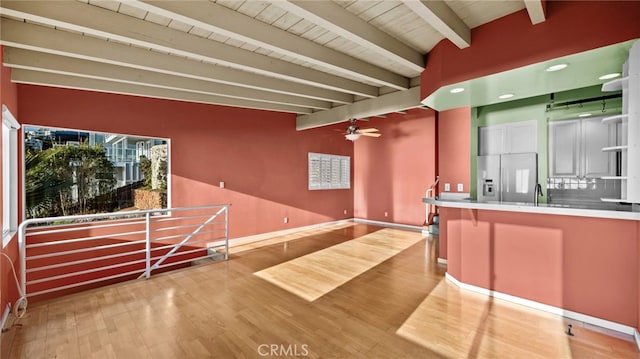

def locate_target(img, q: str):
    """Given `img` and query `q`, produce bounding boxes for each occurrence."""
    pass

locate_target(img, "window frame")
[308,152,351,190]
[2,105,20,248]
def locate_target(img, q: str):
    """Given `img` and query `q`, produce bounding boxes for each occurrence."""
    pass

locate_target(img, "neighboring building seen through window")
[24,125,169,219]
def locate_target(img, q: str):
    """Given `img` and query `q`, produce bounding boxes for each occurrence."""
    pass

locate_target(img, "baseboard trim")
[437,258,448,265]
[635,329,640,351]
[208,218,424,249]
[445,272,636,336]
[353,218,422,232]
[1,303,10,331]
[207,219,354,248]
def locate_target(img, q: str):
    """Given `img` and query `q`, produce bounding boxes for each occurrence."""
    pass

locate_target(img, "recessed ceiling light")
[578,113,592,117]
[498,93,514,99]
[546,63,568,72]
[599,73,621,80]
[449,87,465,94]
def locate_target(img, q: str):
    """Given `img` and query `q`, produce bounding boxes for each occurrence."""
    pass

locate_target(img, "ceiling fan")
[344,118,381,141]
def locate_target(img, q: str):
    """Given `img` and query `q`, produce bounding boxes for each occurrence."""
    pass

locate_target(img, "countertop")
[423,197,640,221]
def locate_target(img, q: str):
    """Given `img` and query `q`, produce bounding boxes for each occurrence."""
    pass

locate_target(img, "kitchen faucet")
[534,183,543,206]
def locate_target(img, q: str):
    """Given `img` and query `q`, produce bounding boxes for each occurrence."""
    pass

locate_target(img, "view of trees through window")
[25,126,169,219]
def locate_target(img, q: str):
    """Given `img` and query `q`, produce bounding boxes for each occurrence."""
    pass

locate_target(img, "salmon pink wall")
[354,109,436,226]
[436,107,470,259]
[437,107,470,193]
[17,85,354,240]
[442,207,639,327]
[421,1,640,100]
[1,46,20,317]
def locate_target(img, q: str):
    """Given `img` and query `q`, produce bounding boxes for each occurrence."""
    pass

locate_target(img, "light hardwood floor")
[254,228,423,301]
[2,222,639,358]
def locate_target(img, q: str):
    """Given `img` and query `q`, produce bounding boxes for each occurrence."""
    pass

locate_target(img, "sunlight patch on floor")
[253,228,422,301]
[229,222,356,254]
[396,280,575,358]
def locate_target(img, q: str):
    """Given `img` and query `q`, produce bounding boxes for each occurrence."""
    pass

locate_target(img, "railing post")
[145,212,151,279]
[18,222,28,296]
[224,205,229,260]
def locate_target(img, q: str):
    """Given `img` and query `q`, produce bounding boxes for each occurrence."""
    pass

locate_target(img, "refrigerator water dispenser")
[482,179,495,197]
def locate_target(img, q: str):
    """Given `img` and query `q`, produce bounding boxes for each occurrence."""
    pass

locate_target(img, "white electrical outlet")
[219,181,225,188]
[284,217,288,223]
[384,212,388,217]
[344,209,347,215]
[457,183,464,192]
[444,183,451,191]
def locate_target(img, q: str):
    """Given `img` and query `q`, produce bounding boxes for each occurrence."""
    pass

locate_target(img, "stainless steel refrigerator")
[477,153,538,203]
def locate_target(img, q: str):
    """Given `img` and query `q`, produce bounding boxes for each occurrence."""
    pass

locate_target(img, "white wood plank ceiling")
[0,0,540,129]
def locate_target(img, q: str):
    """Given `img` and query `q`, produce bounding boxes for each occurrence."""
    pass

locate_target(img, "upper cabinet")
[548,120,580,177]
[505,120,538,154]
[548,117,615,178]
[583,117,617,178]
[479,120,537,156]
[478,126,504,155]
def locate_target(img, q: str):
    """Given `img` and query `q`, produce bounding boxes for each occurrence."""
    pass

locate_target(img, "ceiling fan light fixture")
[345,133,361,141]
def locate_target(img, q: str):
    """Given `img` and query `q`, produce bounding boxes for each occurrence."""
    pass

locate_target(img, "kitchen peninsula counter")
[422,197,640,220]
[424,196,640,337]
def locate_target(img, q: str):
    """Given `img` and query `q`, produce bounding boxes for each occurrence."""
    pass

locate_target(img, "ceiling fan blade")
[360,133,381,137]
[358,128,379,133]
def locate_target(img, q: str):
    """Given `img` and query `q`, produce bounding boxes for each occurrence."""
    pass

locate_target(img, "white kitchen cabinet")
[548,117,615,178]
[478,126,504,155]
[505,120,538,154]
[479,120,537,156]
[549,120,580,177]
[582,117,616,178]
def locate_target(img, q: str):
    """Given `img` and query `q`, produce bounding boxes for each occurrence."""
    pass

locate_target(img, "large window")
[24,125,169,219]
[2,105,20,247]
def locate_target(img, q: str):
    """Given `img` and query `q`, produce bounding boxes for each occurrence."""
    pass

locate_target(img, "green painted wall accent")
[469,85,622,201]
[424,40,635,112]
[470,107,478,199]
